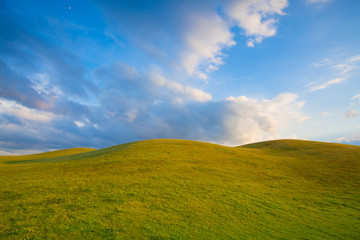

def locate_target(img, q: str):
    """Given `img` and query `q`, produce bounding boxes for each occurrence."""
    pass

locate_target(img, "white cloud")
[312,58,331,67]
[31,73,62,96]
[342,109,358,119]
[222,93,308,145]
[349,55,360,62]
[74,121,85,127]
[150,72,212,103]
[332,64,355,75]
[206,65,219,72]
[247,40,255,48]
[227,0,288,47]
[309,77,346,91]
[0,98,55,122]
[181,0,289,77]
[100,1,288,79]
[182,13,235,78]
[335,132,360,145]
[352,93,360,103]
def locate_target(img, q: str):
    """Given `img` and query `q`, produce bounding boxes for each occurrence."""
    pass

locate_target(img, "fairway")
[1,139,359,239]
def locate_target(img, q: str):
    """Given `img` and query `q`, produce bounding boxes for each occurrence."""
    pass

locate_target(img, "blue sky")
[1,0,360,154]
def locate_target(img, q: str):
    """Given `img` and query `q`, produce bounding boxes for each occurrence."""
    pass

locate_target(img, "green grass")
[0,139,359,239]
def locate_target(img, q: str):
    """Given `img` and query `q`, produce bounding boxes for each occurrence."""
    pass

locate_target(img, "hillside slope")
[0,139,359,239]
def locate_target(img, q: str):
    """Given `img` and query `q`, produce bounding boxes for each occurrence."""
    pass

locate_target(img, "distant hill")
[1,139,359,239]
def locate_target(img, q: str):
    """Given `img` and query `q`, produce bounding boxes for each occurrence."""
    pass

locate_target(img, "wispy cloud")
[312,58,331,67]
[342,109,358,119]
[150,73,212,103]
[98,0,288,79]
[309,77,346,91]
[0,98,54,122]
[352,93,360,104]
[308,55,360,91]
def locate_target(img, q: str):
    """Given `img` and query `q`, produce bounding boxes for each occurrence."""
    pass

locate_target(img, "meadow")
[0,139,359,239]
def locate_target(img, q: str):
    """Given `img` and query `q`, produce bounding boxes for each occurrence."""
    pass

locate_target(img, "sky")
[1,0,360,154]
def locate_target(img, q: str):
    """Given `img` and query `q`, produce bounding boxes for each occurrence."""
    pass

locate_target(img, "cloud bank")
[335,132,360,146]
[0,60,307,153]
[0,0,305,154]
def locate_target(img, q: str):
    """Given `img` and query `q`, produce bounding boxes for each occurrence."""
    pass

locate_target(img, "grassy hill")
[0,139,359,239]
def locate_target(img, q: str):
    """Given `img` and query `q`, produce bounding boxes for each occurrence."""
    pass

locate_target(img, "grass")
[0,139,359,239]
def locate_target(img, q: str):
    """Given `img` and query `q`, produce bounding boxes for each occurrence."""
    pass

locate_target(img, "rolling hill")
[0,139,359,239]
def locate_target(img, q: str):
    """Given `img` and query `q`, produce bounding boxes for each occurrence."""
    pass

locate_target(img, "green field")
[0,139,359,239]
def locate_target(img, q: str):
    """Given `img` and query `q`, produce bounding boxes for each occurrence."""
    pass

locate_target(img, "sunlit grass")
[0,139,359,239]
